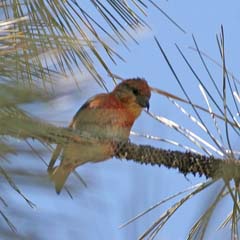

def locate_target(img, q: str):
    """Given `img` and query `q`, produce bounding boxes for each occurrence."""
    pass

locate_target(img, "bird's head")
[113,78,151,117]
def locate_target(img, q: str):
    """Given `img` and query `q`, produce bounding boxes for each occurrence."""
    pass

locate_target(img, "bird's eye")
[132,88,139,95]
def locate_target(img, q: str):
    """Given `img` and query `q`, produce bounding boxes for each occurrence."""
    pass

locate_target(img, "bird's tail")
[49,166,71,194]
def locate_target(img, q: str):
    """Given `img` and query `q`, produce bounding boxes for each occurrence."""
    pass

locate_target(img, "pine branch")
[115,141,240,182]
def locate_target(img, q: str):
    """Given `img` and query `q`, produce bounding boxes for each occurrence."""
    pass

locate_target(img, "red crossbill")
[48,78,151,193]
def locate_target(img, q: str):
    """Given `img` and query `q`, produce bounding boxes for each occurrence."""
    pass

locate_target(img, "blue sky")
[2,1,240,240]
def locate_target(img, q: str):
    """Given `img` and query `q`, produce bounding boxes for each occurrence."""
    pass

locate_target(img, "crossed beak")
[138,96,150,111]
[146,101,150,111]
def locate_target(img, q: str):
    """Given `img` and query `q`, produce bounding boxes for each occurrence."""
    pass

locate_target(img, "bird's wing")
[49,93,108,171]
[68,93,110,129]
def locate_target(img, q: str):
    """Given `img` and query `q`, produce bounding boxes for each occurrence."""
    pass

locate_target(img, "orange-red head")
[112,78,151,118]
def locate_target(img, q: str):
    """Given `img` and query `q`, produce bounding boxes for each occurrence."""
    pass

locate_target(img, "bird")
[48,78,151,193]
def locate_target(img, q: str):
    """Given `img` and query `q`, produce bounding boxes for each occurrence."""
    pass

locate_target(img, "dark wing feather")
[68,93,107,129]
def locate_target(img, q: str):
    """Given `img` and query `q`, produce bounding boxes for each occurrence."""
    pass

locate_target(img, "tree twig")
[115,141,240,181]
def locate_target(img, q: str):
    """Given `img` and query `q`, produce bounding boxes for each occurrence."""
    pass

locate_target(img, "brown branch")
[115,141,240,181]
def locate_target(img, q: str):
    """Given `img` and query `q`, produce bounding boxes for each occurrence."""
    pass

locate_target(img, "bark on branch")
[115,141,240,181]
